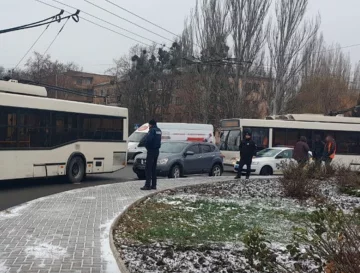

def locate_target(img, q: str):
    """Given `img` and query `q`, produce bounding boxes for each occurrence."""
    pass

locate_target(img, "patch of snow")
[0,201,33,220]
[0,261,9,273]
[100,207,129,273]
[25,243,68,260]
[81,196,96,200]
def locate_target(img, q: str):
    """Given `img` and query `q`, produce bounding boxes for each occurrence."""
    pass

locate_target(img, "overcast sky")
[1,0,359,74]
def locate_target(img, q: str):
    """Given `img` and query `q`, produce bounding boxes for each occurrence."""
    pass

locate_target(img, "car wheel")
[210,164,223,176]
[67,156,85,183]
[136,171,146,180]
[169,164,181,179]
[260,166,273,176]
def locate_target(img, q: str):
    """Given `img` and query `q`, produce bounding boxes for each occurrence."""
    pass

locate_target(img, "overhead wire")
[0,9,79,34]
[83,0,173,43]
[50,0,161,46]
[35,0,152,47]
[43,17,70,55]
[104,0,180,38]
[14,23,51,69]
[0,11,62,34]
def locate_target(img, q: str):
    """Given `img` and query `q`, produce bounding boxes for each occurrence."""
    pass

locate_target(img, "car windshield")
[160,142,188,153]
[256,148,281,158]
[128,132,146,142]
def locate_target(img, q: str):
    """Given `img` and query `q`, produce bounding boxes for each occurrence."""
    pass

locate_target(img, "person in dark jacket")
[293,136,310,167]
[312,135,324,167]
[139,119,162,190]
[235,130,257,179]
[322,135,336,167]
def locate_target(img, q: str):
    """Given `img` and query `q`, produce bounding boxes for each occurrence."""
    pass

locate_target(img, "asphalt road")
[0,165,235,211]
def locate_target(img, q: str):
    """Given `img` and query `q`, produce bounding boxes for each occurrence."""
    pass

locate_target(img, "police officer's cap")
[149,119,157,126]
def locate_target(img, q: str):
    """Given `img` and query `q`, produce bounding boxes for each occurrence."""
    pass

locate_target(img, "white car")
[234,147,312,176]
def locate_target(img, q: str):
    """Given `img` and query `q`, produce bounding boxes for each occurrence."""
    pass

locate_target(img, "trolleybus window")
[0,106,124,149]
[243,127,269,150]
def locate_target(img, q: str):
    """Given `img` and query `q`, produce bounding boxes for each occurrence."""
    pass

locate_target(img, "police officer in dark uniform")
[235,130,257,179]
[139,119,162,190]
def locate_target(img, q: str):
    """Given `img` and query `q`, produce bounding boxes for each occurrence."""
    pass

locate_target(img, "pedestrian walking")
[139,119,162,190]
[293,136,310,167]
[235,130,257,179]
[322,135,336,168]
[312,135,325,168]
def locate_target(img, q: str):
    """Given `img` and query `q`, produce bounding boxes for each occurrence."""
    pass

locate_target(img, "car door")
[183,144,201,174]
[274,149,293,174]
[199,144,214,173]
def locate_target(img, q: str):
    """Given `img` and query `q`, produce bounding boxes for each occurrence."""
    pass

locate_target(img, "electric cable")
[50,0,160,45]
[35,0,152,47]
[84,0,173,43]
[0,9,79,34]
[43,17,70,55]
[104,0,180,38]
[14,24,51,69]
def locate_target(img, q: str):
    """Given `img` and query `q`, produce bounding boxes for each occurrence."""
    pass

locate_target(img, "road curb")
[109,178,237,273]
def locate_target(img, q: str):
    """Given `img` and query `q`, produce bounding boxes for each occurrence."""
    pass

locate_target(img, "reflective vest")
[327,141,336,159]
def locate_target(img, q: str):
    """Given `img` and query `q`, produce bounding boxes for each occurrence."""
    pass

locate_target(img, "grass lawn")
[119,195,310,246]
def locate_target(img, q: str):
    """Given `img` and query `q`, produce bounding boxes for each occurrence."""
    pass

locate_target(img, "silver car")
[133,141,224,179]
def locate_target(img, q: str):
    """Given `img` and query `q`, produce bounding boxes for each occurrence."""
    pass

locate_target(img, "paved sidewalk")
[0,177,231,273]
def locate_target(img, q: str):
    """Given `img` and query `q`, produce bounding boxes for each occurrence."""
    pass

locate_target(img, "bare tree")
[0,66,4,78]
[352,61,360,90]
[185,0,232,125]
[25,52,80,82]
[269,0,320,115]
[228,0,271,100]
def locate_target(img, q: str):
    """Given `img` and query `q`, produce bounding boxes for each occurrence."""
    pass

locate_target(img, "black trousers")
[145,150,159,188]
[237,158,252,178]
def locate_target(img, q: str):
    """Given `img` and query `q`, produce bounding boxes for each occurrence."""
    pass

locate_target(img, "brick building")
[162,75,271,122]
[43,70,119,105]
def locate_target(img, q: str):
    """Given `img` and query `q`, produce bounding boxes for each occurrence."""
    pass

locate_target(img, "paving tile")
[0,177,230,273]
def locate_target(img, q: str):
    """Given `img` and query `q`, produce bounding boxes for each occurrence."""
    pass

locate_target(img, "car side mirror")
[276,155,283,159]
[185,151,195,156]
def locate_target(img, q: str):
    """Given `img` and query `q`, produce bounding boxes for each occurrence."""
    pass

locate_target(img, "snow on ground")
[100,206,129,273]
[0,261,9,273]
[25,242,68,260]
[115,178,360,273]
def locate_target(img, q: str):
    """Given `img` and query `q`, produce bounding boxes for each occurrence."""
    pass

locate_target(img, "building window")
[83,78,93,85]
[175,97,182,105]
[76,78,82,85]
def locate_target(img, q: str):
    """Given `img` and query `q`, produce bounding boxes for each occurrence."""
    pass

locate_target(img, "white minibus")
[127,122,214,161]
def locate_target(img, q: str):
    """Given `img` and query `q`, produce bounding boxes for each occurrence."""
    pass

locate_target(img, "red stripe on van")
[187,137,205,142]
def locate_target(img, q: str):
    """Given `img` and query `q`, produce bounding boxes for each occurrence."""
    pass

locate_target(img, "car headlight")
[157,158,168,165]
[251,162,259,165]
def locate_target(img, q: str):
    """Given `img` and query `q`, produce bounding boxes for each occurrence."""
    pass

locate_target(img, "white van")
[127,122,214,161]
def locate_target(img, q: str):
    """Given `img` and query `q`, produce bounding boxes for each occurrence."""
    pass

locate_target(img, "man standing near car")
[313,135,325,168]
[293,136,310,167]
[139,119,162,190]
[235,130,257,179]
